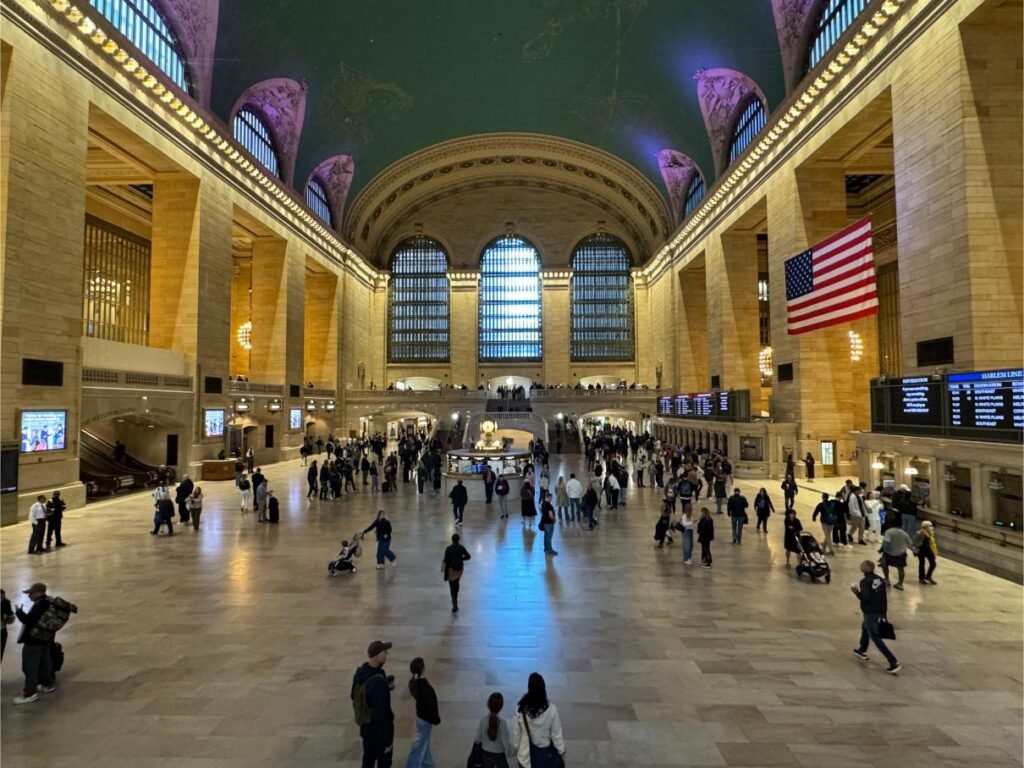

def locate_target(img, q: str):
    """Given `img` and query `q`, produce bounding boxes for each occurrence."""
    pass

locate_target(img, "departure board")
[692,393,715,417]
[674,394,693,417]
[659,390,751,422]
[947,369,1024,432]
[717,391,732,419]
[657,396,673,416]
[887,376,943,428]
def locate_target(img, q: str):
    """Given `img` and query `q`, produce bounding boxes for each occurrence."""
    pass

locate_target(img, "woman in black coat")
[783,509,803,567]
[520,480,536,528]
[697,507,715,569]
[754,488,775,533]
[442,533,472,613]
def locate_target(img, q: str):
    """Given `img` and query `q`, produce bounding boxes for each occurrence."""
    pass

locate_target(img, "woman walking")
[680,505,695,565]
[473,692,515,767]
[520,479,536,528]
[783,509,803,567]
[363,510,397,569]
[496,475,510,519]
[510,673,566,768]
[554,477,569,523]
[187,486,204,531]
[405,657,440,768]
[306,460,319,499]
[754,488,774,533]
[914,520,939,585]
[697,507,715,569]
[238,473,252,516]
[442,533,471,613]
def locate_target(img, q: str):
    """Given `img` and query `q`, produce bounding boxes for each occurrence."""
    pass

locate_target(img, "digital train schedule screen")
[947,369,1024,433]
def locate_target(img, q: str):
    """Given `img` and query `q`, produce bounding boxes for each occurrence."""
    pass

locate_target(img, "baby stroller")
[328,532,362,576]
[794,531,831,583]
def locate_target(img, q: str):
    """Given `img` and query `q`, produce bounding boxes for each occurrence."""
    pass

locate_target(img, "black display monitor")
[657,396,673,416]
[887,377,943,430]
[947,369,1024,438]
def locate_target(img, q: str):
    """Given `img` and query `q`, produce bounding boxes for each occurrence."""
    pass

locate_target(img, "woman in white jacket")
[510,673,565,767]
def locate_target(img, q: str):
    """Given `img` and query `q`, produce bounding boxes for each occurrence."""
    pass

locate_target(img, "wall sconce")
[305,400,318,412]
[758,346,773,379]
[904,457,920,476]
[941,468,956,482]
[237,321,252,350]
[988,474,1005,491]
[871,458,885,470]
[267,399,282,413]
[848,331,863,362]
[234,398,251,413]
[325,401,336,412]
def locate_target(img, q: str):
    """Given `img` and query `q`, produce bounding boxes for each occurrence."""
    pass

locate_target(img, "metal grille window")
[809,0,872,70]
[89,0,190,93]
[388,236,450,362]
[728,99,767,166]
[479,236,542,361]
[305,178,333,226]
[571,234,634,361]
[683,173,705,218]
[233,107,280,177]
[82,215,151,346]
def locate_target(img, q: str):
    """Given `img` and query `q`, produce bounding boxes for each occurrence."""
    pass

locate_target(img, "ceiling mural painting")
[211,0,784,210]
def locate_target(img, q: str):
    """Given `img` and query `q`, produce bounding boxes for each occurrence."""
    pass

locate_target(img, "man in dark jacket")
[174,475,195,524]
[482,464,496,503]
[448,480,468,526]
[352,640,395,767]
[851,560,901,674]
[442,533,472,612]
[363,511,396,569]
[726,488,749,544]
[13,583,57,704]
[45,491,67,548]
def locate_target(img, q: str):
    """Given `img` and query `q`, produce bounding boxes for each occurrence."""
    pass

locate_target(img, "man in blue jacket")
[850,561,901,674]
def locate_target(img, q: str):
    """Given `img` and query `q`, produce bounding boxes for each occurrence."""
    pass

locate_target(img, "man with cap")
[352,640,395,767]
[13,583,56,704]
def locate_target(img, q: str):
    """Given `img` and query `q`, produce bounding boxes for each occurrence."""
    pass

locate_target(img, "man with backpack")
[13,582,77,704]
[351,640,395,767]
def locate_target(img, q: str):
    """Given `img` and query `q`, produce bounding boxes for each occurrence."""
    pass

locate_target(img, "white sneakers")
[13,693,39,705]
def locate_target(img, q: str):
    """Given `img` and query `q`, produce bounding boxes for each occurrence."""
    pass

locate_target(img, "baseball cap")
[367,640,392,657]
[22,582,47,595]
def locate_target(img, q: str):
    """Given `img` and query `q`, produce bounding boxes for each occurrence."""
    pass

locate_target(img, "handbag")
[522,712,565,768]
[466,741,485,768]
[878,617,896,640]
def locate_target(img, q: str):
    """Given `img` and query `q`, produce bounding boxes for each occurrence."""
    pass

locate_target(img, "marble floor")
[1,455,1021,768]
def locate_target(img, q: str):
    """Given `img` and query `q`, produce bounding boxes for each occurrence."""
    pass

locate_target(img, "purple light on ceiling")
[771,0,824,94]
[694,68,767,177]
[308,155,355,230]
[161,0,220,107]
[230,78,308,186]
[657,149,700,226]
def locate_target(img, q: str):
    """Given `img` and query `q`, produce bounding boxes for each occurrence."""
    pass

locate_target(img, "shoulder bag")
[877,617,896,640]
[522,712,565,768]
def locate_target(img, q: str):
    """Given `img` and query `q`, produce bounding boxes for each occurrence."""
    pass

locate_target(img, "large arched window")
[89,0,191,93]
[233,107,280,177]
[388,236,450,362]
[809,0,872,71]
[728,98,767,166]
[305,178,333,226]
[571,234,634,362]
[683,173,705,218]
[479,235,542,361]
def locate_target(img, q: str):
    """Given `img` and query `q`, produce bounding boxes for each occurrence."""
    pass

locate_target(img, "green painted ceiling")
[211,0,784,204]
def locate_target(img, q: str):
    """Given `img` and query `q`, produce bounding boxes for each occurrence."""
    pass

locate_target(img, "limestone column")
[542,272,570,386]
[448,274,478,389]
[705,233,761,405]
[304,270,338,389]
[248,237,294,384]
[632,276,653,386]
[677,259,709,391]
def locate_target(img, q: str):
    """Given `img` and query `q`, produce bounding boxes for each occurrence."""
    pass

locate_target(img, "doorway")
[165,434,179,467]
[820,440,837,477]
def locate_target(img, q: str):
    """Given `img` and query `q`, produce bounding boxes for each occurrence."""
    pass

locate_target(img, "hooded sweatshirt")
[351,663,393,742]
[510,703,565,767]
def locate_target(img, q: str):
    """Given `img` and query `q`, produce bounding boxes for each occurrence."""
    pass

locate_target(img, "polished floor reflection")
[1,456,1021,767]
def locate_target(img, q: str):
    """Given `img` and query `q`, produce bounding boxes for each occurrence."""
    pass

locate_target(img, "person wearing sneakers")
[364,510,397,569]
[352,640,395,767]
[13,583,57,704]
[850,560,901,674]
[880,525,913,590]
[914,520,939,585]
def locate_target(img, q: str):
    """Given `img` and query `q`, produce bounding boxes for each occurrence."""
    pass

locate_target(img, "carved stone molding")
[345,133,672,266]
[160,0,219,107]
[771,0,828,95]
[230,78,308,186]
[307,155,355,231]
[694,68,767,178]
[657,150,702,226]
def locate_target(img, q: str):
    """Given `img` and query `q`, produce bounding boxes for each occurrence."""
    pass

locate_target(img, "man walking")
[848,487,868,545]
[45,491,67,549]
[448,479,468,526]
[727,488,749,544]
[812,492,836,555]
[363,510,397,570]
[851,561,901,674]
[540,490,558,555]
[442,533,472,613]
[14,583,76,704]
[352,640,395,767]
[482,464,496,504]
[495,475,510,518]
[566,473,583,522]
[175,475,194,525]
[27,496,47,554]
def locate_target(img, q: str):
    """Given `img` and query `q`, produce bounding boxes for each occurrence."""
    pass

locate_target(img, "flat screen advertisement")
[20,410,67,453]
[289,408,303,431]
[887,377,943,428]
[203,409,225,438]
[947,369,1024,433]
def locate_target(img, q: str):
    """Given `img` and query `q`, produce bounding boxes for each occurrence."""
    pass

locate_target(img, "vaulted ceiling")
[210,0,786,210]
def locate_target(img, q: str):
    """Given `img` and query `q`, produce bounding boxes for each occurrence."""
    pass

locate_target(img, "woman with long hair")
[473,692,515,767]
[510,673,565,767]
[520,479,536,528]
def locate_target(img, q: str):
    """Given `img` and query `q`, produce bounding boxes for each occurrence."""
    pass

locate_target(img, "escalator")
[79,430,174,499]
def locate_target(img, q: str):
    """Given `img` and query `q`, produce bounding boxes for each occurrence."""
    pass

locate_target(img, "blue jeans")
[404,717,436,768]
[682,529,693,561]
[376,539,396,565]
[902,514,918,535]
[543,522,556,552]
[715,497,725,514]
[497,494,508,516]
[569,498,581,521]
[858,614,897,666]
[452,505,464,523]
[731,517,745,543]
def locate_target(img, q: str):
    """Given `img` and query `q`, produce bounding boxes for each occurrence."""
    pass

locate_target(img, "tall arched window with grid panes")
[305,178,333,227]
[728,98,767,166]
[233,107,280,178]
[388,236,450,362]
[808,0,872,71]
[683,172,705,218]
[88,0,192,94]
[479,236,542,361]
[571,234,634,362]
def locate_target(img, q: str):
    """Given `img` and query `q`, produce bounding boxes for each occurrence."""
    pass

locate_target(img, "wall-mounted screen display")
[203,409,225,438]
[289,408,302,431]
[674,394,693,417]
[20,410,67,452]
[948,369,1024,432]
[657,396,672,416]
[692,393,715,418]
[887,377,943,428]
[659,391,751,422]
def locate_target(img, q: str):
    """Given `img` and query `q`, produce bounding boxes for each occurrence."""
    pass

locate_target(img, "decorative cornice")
[771,0,827,95]
[657,150,701,226]
[308,154,355,232]
[160,0,218,107]
[230,77,308,186]
[345,133,672,267]
[695,68,767,178]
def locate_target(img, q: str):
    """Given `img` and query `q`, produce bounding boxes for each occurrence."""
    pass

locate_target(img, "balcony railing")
[347,389,488,399]
[82,367,192,390]
[228,381,285,396]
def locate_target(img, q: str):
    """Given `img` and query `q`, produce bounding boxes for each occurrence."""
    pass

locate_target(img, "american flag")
[785,218,878,335]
